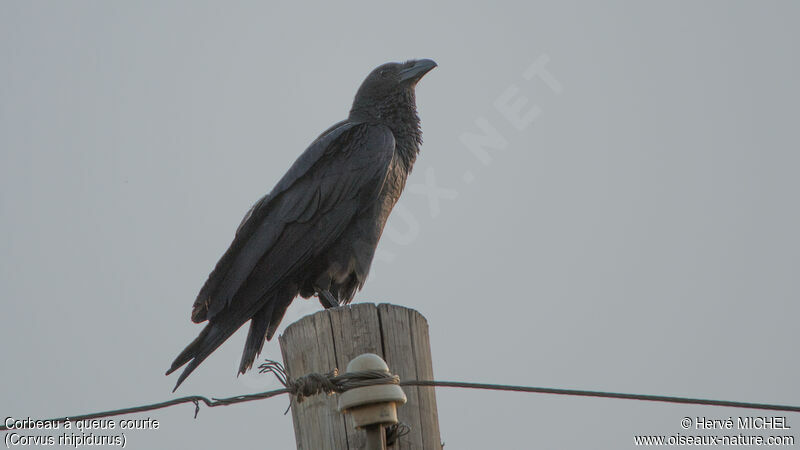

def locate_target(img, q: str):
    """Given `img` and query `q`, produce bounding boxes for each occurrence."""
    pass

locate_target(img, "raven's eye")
[379,69,388,77]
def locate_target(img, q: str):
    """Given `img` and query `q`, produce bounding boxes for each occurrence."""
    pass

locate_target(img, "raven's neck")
[350,90,422,172]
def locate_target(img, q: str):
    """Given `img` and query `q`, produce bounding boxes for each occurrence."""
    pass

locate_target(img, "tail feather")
[168,285,298,391]
[266,296,294,341]
[165,325,211,377]
[167,323,233,392]
[238,302,275,374]
[166,317,246,392]
[238,287,296,374]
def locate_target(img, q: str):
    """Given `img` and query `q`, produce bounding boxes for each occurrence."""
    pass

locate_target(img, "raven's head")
[349,59,437,123]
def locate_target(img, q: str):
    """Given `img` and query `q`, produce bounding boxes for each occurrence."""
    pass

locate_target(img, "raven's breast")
[306,154,410,303]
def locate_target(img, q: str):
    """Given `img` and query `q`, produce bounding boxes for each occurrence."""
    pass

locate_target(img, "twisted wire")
[2,360,798,433]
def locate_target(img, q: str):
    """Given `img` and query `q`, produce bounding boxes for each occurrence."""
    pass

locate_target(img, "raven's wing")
[192,120,386,322]
[166,122,395,389]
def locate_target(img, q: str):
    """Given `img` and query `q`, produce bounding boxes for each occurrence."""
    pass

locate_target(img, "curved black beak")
[399,59,437,83]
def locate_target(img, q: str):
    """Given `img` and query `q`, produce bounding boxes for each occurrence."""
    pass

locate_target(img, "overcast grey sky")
[2,1,799,449]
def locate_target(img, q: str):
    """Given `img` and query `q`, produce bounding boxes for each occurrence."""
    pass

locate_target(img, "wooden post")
[364,424,387,450]
[279,303,442,450]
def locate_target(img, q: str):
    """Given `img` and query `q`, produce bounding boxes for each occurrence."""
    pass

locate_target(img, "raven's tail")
[165,320,238,392]
[237,302,274,375]
[237,290,295,374]
[167,286,296,391]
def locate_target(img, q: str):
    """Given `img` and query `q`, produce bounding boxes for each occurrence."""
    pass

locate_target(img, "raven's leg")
[317,289,340,309]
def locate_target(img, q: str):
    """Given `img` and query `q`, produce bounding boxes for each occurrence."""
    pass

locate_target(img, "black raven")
[166,59,437,390]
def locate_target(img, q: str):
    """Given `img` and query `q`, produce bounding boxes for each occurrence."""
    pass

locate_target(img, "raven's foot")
[317,289,340,309]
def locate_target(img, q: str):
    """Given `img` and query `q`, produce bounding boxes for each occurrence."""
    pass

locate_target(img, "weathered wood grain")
[280,303,441,450]
[279,308,347,450]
